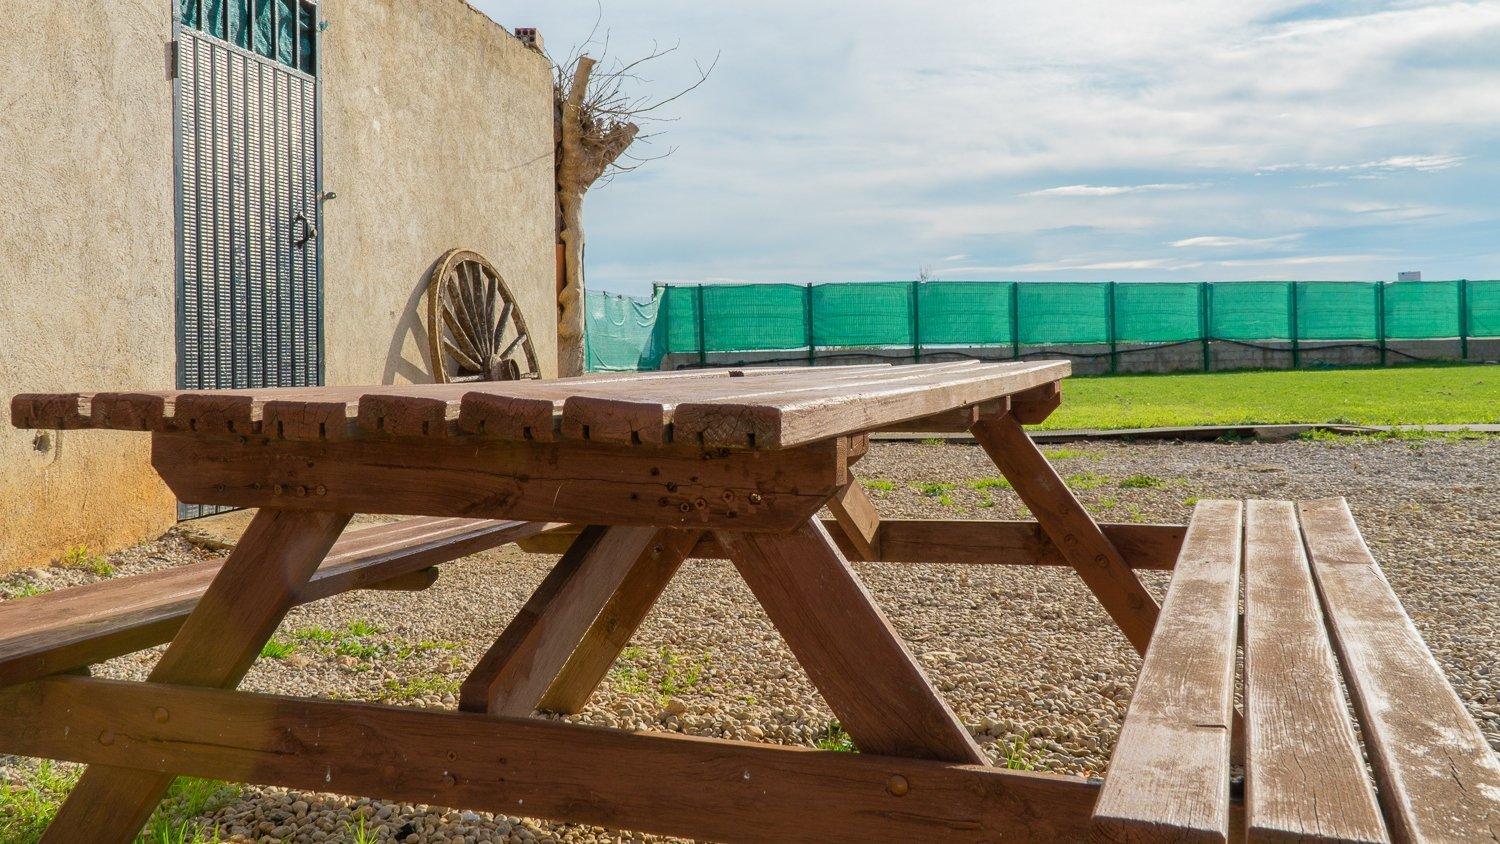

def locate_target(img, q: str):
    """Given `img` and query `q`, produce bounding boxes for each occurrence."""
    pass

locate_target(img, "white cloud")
[1021,183,1207,197]
[1169,234,1304,248]
[1259,154,1467,175]
[940,253,970,261]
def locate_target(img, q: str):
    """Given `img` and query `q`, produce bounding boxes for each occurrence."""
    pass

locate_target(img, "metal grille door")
[174,24,321,518]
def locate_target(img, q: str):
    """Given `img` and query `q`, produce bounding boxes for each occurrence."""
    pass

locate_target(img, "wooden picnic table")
[4,361,1496,843]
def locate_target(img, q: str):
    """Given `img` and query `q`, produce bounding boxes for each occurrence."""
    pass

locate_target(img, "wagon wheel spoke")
[427,249,542,383]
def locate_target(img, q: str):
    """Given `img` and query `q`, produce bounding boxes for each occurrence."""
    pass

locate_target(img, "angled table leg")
[717,519,986,764]
[538,529,701,714]
[461,525,668,716]
[41,508,352,844]
[971,413,1160,654]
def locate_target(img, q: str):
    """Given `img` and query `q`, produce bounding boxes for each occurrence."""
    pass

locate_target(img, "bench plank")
[1093,499,1242,843]
[1299,498,1500,843]
[1243,500,1387,843]
[0,517,546,687]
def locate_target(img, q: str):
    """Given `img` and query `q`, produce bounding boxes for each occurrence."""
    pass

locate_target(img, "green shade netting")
[1018,282,1108,345]
[1114,282,1201,344]
[660,286,702,354]
[1210,282,1291,341]
[585,290,664,371]
[1469,281,1500,338]
[1298,281,1378,340]
[702,284,807,351]
[811,282,913,347]
[588,280,1499,370]
[1384,281,1460,339]
[916,281,1014,345]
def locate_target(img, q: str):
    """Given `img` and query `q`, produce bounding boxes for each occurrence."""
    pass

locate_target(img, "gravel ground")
[2,436,1496,843]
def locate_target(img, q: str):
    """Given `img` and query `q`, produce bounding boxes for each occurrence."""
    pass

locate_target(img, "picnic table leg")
[461,524,697,716]
[538,529,701,714]
[970,413,1160,654]
[717,519,987,764]
[41,508,352,844]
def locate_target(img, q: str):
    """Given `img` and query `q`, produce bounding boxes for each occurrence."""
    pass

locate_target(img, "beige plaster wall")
[319,0,557,384]
[0,0,556,573]
[0,0,179,573]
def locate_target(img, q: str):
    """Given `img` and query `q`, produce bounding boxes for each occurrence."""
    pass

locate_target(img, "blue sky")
[477,1,1500,296]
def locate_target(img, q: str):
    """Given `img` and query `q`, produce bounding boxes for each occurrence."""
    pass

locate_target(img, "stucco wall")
[0,0,179,573]
[319,0,557,384]
[0,0,556,573]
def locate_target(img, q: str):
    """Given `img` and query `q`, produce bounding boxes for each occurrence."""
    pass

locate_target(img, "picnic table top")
[11,360,1069,449]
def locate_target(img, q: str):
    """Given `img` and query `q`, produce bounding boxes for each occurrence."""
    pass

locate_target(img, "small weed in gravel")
[1066,471,1108,490]
[142,778,239,843]
[610,646,652,695]
[978,493,995,508]
[914,482,955,497]
[289,626,340,644]
[2,582,44,600]
[344,620,382,637]
[1042,448,1086,460]
[657,646,710,700]
[0,760,76,841]
[1097,495,1118,510]
[1183,496,1202,506]
[919,437,945,446]
[1002,736,1038,771]
[259,640,296,660]
[57,546,111,577]
[1119,474,1165,489]
[335,639,381,661]
[815,722,856,752]
[861,478,896,491]
[967,477,1011,490]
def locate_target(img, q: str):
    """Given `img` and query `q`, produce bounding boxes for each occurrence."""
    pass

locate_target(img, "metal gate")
[173,2,322,518]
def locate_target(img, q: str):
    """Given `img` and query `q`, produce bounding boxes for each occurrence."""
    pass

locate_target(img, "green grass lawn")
[1042,364,1499,430]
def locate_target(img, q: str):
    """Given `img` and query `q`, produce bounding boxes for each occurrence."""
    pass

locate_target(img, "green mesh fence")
[593,280,1499,371]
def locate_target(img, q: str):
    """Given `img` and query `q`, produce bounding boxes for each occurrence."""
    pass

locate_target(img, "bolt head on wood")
[886,774,910,796]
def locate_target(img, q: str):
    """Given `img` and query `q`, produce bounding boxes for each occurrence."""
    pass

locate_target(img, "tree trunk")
[555,57,594,377]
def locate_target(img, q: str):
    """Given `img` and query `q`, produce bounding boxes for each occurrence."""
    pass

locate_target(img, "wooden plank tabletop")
[11,361,1068,449]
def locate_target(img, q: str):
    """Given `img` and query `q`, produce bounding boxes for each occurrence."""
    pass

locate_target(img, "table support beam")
[0,675,1097,843]
[538,529,701,714]
[40,508,352,844]
[826,479,882,560]
[717,520,987,764]
[971,414,1160,654]
[461,525,659,716]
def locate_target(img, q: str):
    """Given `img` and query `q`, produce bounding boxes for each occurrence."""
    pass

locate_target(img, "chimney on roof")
[514,28,544,52]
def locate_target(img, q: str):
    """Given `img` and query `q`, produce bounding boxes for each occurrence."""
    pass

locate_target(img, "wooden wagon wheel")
[427,249,541,382]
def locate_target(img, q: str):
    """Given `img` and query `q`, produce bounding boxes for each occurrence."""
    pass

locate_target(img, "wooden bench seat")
[1094,498,1500,843]
[0,516,547,687]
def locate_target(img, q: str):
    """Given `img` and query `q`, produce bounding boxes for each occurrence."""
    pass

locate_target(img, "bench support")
[970,413,1160,654]
[717,520,986,764]
[40,509,352,844]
